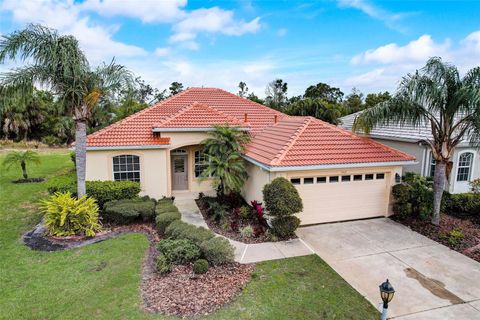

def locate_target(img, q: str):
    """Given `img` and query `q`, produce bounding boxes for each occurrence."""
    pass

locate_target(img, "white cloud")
[0,0,146,64]
[81,0,187,23]
[351,35,451,65]
[170,7,260,43]
[337,0,408,32]
[154,47,170,57]
[345,31,480,92]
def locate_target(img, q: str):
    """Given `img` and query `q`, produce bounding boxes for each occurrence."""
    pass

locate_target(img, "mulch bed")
[393,214,480,262]
[142,262,255,317]
[24,219,255,317]
[196,198,273,244]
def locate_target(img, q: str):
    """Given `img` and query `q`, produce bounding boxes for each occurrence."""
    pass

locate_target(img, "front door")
[172,155,188,190]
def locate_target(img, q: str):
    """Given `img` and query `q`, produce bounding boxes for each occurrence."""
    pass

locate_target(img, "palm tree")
[200,125,250,198]
[2,150,40,179]
[0,24,133,197]
[353,57,480,225]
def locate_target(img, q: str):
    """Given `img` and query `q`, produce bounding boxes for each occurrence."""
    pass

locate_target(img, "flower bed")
[196,194,277,244]
[392,214,480,262]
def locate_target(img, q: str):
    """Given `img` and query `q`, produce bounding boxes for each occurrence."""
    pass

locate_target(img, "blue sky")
[1,0,480,97]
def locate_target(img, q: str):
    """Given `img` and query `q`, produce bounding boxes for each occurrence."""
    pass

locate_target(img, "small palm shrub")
[199,237,234,265]
[157,239,201,265]
[41,192,101,237]
[156,253,172,274]
[193,259,209,274]
[2,150,41,179]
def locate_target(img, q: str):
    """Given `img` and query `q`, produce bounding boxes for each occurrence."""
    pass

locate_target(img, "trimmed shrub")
[391,173,434,220]
[193,259,209,274]
[262,177,303,217]
[155,199,179,215]
[41,192,101,237]
[165,220,215,245]
[155,253,172,274]
[156,211,182,235]
[157,239,201,265]
[445,193,480,217]
[271,216,301,239]
[103,198,155,224]
[47,175,141,208]
[199,237,234,265]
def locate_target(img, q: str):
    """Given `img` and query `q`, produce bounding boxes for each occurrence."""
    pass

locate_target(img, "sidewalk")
[174,198,313,263]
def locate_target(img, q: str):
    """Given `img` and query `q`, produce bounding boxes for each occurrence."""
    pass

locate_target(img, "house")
[86,88,415,225]
[340,111,479,194]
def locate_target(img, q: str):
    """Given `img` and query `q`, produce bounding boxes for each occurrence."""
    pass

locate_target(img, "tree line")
[238,80,391,125]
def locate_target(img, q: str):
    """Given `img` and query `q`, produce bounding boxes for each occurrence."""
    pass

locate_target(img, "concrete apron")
[296,218,480,319]
[174,198,314,264]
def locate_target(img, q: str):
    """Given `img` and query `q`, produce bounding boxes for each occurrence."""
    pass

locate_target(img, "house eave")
[86,145,170,151]
[152,127,250,133]
[242,155,418,172]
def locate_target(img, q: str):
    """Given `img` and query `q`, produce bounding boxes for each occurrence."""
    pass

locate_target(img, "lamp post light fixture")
[379,279,395,320]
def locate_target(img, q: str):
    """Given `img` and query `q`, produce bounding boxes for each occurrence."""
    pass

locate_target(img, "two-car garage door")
[288,172,390,225]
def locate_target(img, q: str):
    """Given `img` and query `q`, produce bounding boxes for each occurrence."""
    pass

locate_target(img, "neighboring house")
[340,111,479,194]
[86,88,415,225]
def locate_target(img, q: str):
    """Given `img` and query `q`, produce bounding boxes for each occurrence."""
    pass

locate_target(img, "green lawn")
[0,150,378,320]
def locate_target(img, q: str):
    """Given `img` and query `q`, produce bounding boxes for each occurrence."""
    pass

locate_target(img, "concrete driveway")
[297,218,480,319]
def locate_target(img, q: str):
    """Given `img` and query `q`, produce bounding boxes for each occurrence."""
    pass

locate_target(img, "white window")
[112,155,140,182]
[457,152,473,182]
[194,150,209,178]
[429,153,436,177]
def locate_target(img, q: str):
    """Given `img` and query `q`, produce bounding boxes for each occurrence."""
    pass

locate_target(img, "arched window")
[113,155,140,182]
[456,152,473,182]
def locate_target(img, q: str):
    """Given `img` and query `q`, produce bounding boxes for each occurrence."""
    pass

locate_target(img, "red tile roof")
[152,102,248,129]
[87,87,415,167]
[244,116,416,167]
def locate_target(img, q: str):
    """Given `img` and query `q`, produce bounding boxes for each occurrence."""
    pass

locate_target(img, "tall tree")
[246,92,264,104]
[304,82,344,104]
[169,82,184,96]
[343,88,365,114]
[364,91,391,109]
[0,24,133,197]
[353,57,480,225]
[238,81,249,98]
[265,79,288,109]
[285,98,344,125]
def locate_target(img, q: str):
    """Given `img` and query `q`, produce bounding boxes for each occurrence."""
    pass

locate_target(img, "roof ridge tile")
[271,117,312,165]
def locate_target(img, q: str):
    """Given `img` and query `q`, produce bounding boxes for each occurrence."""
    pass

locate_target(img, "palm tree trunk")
[432,160,447,225]
[75,120,87,198]
[21,160,27,179]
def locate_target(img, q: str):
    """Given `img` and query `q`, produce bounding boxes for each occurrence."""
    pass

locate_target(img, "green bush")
[239,206,251,219]
[103,198,155,224]
[445,193,480,217]
[209,201,228,222]
[446,228,464,246]
[239,225,254,239]
[392,173,434,220]
[155,253,172,274]
[41,192,101,237]
[157,239,201,265]
[199,237,234,265]
[263,177,303,217]
[271,216,301,239]
[165,220,215,245]
[156,211,181,235]
[193,259,209,274]
[47,175,141,208]
[155,199,179,215]
[42,135,60,146]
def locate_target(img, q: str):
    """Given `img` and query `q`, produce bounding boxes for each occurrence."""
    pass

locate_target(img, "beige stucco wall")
[374,139,426,174]
[241,162,273,204]
[86,149,169,199]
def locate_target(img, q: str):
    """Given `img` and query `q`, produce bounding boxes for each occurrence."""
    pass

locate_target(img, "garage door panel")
[293,179,389,225]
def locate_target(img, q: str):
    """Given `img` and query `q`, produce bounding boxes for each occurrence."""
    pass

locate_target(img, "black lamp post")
[379,279,395,320]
